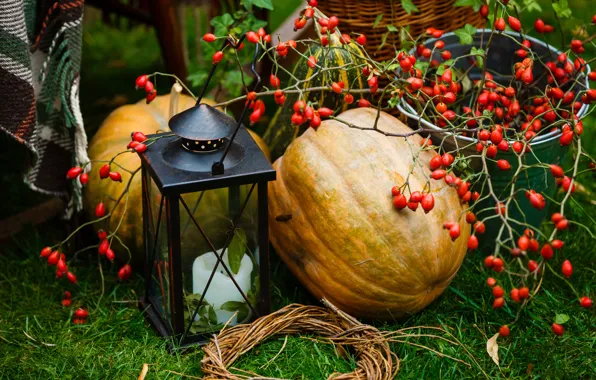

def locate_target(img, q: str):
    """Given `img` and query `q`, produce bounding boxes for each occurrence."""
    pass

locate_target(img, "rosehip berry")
[579,296,593,308]
[135,75,148,89]
[528,260,539,273]
[511,288,521,303]
[551,323,564,336]
[508,16,521,32]
[540,244,554,260]
[99,239,109,255]
[57,259,68,274]
[495,18,506,32]
[66,167,82,179]
[344,94,354,104]
[318,107,333,118]
[212,51,224,64]
[552,240,564,249]
[75,308,89,318]
[357,99,371,108]
[202,33,216,42]
[146,90,157,104]
[496,160,511,171]
[561,260,573,278]
[118,264,132,281]
[144,81,154,94]
[40,246,52,258]
[67,271,77,284]
[95,202,106,218]
[356,34,367,45]
[393,194,407,210]
[485,255,494,268]
[109,172,122,182]
[134,143,147,153]
[106,248,116,262]
[493,297,505,309]
[467,235,478,250]
[474,221,486,234]
[499,325,510,337]
[79,173,89,185]
[391,186,401,197]
[99,164,110,179]
[487,277,497,287]
[48,250,60,266]
[421,194,435,213]
[493,285,504,298]
[534,19,545,33]
[519,286,530,299]
[62,299,71,307]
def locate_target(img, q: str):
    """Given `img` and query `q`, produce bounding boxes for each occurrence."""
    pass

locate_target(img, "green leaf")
[211,13,235,36]
[373,14,383,29]
[227,228,247,274]
[388,96,400,108]
[471,46,485,68]
[401,0,419,15]
[554,313,570,324]
[208,305,218,324]
[377,31,390,51]
[252,0,274,10]
[453,0,485,12]
[387,25,398,32]
[236,303,250,322]
[240,0,252,9]
[523,0,542,12]
[453,24,477,45]
[552,0,572,19]
[220,301,246,312]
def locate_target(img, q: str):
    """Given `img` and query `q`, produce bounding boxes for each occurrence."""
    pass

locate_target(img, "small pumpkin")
[268,108,469,319]
[84,94,270,264]
[262,22,366,160]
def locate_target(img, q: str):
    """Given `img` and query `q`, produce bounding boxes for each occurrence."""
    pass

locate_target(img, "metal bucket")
[397,30,591,241]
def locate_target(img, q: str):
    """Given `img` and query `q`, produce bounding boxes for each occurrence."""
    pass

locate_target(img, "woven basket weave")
[317,0,485,62]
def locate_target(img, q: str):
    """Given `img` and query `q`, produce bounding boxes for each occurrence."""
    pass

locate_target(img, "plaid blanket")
[0,0,88,215]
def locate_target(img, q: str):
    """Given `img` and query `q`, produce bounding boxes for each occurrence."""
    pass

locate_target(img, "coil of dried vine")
[200,300,399,379]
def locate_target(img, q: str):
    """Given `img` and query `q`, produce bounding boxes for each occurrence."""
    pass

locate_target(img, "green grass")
[1,0,595,378]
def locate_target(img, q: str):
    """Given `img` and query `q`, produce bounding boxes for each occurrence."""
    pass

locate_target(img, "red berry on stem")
[48,251,60,266]
[357,99,371,108]
[106,248,116,261]
[511,288,521,303]
[202,33,216,42]
[146,90,157,104]
[561,260,573,278]
[467,235,478,250]
[508,16,521,32]
[499,325,510,337]
[133,131,147,142]
[579,296,592,308]
[421,194,435,213]
[75,308,89,318]
[67,271,77,284]
[99,239,109,255]
[135,75,148,89]
[495,18,506,32]
[493,297,505,309]
[61,299,71,307]
[449,224,461,241]
[118,264,132,281]
[95,202,106,218]
[109,172,122,182]
[487,277,497,287]
[528,260,539,273]
[40,246,52,258]
[66,167,82,179]
[134,143,147,153]
[212,51,224,64]
[144,81,154,94]
[493,285,504,298]
[79,173,89,185]
[552,323,564,336]
[99,164,110,179]
[519,287,529,299]
[356,34,367,45]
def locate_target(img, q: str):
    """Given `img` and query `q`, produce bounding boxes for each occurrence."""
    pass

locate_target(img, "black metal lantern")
[138,40,276,347]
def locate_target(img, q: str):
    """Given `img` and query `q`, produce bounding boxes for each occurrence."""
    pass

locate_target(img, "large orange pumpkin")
[268,108,470,319]
[84,94,270,264]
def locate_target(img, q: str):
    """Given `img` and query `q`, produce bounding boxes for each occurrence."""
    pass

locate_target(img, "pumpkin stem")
[168,82,183,123]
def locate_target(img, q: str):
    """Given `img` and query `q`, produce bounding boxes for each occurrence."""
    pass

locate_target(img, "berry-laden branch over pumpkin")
[44,0,594,335]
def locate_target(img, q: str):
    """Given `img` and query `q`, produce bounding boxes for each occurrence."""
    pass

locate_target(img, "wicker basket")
[317,0,485,62]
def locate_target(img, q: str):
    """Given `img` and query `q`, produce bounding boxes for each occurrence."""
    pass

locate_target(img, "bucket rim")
[397,29,592,147]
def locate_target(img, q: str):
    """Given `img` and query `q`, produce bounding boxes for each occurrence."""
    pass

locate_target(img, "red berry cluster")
[135,75,156,104]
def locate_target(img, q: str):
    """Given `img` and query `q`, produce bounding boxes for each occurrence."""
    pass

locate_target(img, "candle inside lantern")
[192,248,253,325]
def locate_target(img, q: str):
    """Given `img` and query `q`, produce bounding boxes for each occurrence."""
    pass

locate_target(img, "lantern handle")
[212,42,261,175]
[195,34,247,106]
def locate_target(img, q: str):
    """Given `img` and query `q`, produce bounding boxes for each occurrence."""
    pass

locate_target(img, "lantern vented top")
[168,104,237,152]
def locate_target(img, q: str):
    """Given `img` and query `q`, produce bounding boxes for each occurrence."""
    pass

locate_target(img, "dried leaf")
[486,332,500,366]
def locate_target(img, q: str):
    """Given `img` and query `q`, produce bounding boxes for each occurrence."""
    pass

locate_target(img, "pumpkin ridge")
[280,135,424,303]
[297,126,430,294]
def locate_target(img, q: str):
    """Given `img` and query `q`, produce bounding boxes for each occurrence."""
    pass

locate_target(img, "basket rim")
[397,29,592,146]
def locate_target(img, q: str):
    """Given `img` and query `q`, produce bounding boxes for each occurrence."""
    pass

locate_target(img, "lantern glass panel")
[145,174,171,323]
[179,184,260,335]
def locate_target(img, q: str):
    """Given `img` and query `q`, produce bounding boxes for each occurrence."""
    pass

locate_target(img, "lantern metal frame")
[137,39,276,347]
